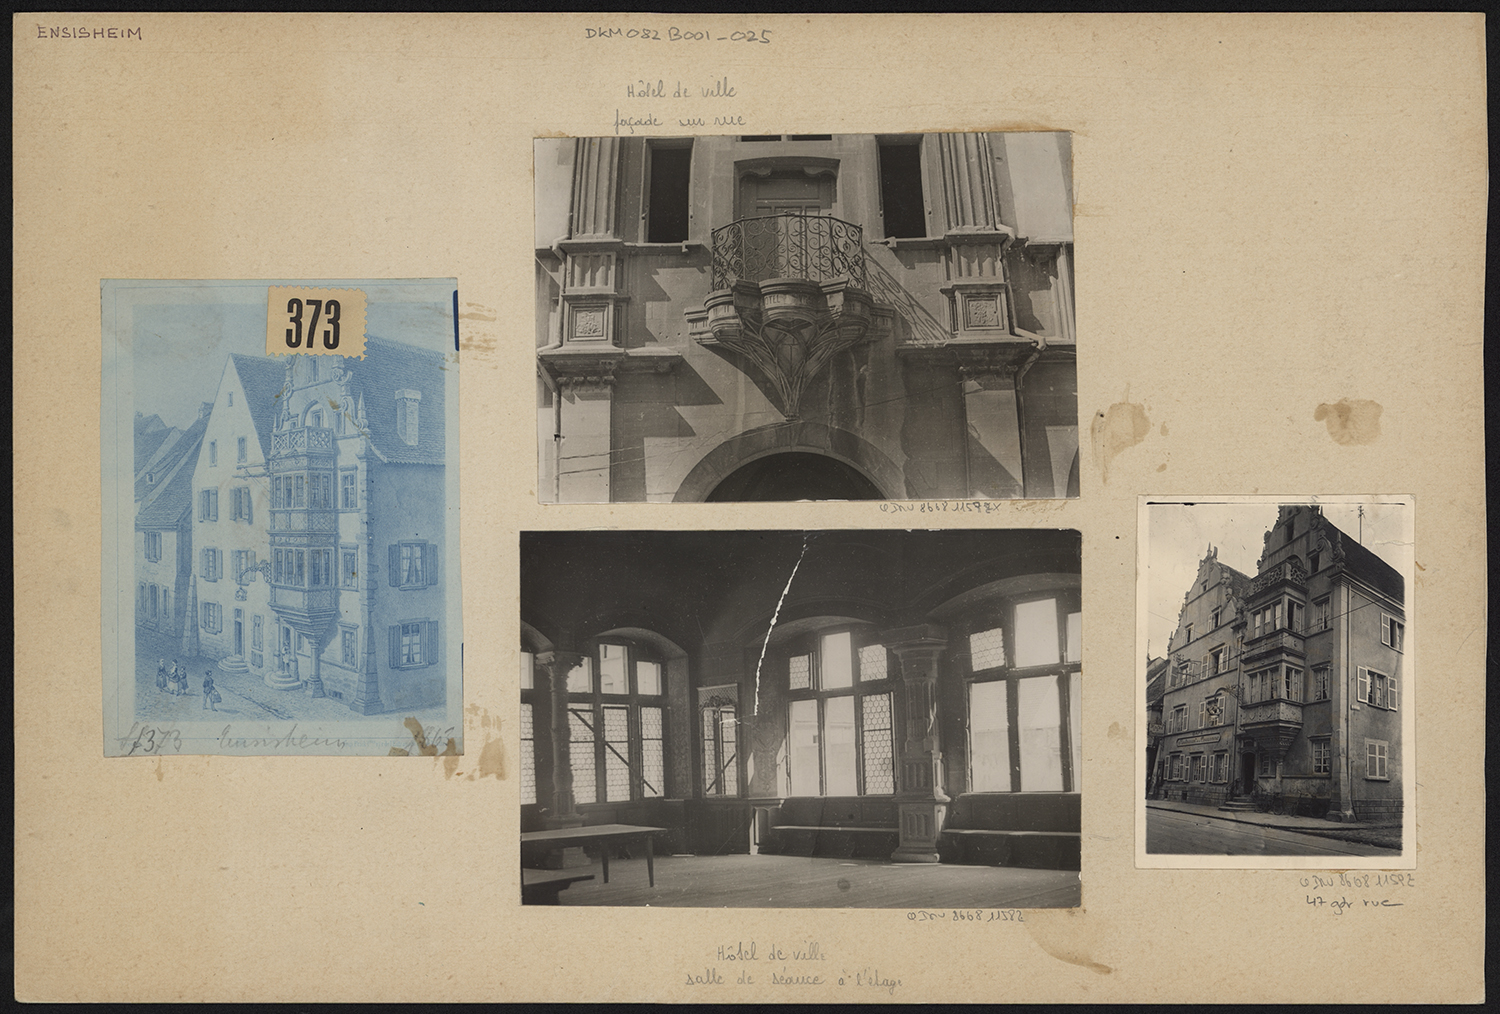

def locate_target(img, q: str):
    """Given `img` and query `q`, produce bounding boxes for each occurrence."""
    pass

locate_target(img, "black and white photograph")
[534,132,1077,502]
[519,529,1082,907]
[1139,498,1412,866]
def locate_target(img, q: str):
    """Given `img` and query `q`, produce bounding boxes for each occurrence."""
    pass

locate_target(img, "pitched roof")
[1145,657,1169,706]
[135,414,207,503]
[1323,518,1405,604]
[136,445,197,529]
[228,354,292,457]
[135,418,171,473]
[351,336,446,465]
[1219,562,1253,601]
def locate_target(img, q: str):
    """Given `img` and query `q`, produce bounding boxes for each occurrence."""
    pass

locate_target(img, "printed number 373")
[285,297,341,349]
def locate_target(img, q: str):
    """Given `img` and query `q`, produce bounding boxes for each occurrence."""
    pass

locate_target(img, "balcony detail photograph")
[534,132,1078,502]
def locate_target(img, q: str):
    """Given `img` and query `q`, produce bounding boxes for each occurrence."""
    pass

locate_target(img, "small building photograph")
[103,280,463,755]
[1141,499,1410,861]
[520,529,1083,908]
[534,132,1077,502]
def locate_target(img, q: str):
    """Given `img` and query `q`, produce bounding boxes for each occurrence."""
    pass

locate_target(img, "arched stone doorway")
[705,452,884,502]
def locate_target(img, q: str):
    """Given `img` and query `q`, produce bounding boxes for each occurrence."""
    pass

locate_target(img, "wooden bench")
[521,869,595,905]
[941,793,1081,870]
[762,797,899,859]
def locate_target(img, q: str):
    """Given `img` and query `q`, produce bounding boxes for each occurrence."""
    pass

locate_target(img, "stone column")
[884,624,951,863]
[570,137,622,239]
[936,133,999,231]
[535,650,590,869]
[305,638,325,697]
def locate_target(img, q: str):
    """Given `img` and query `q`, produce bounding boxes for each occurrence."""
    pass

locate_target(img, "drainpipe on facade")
[1012,348,1041,498]
[1335,579,1356,821]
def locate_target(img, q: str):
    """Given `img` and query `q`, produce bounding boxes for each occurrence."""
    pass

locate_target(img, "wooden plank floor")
[527,854,1081,909]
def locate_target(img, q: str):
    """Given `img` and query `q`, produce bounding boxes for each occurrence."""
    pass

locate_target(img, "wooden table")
[520,824,666,887]
[521,869,595,905]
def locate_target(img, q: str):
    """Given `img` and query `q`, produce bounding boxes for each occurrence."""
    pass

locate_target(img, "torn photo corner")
[101,279,463,757]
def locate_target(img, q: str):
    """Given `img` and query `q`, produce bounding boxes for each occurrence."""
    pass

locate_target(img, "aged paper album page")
[13,13,1486,1004]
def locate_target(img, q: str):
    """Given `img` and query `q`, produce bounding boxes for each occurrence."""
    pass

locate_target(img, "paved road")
[1146,808,1389,857]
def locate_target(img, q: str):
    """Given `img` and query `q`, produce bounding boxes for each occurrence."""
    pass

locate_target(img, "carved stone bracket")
[693,278,884,419]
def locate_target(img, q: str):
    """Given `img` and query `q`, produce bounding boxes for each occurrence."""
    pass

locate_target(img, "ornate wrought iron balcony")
[711,214,867,290]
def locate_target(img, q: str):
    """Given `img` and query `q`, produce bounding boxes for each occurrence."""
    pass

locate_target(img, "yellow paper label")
[266,286,367,358]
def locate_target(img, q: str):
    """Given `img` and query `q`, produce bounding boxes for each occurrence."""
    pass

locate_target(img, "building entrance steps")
[1147,799,1401,851]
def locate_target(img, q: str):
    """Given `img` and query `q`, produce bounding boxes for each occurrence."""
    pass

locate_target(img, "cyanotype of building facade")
[150,338,449,714]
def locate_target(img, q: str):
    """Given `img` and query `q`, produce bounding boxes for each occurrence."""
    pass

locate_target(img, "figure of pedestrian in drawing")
[171,660,185,696]
[202,671,220,711]
[157,658,168,693]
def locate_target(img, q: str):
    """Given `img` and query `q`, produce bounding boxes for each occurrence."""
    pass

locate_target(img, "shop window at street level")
[1312,738,1331,775]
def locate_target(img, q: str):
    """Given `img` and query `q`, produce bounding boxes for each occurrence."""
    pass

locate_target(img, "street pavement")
[132,626,446,725]
[1146,800,1400,856]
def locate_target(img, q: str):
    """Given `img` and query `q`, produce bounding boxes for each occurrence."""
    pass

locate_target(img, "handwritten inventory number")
[586,27,772,44]
[122,722,183,756]
[908,909,1024,923]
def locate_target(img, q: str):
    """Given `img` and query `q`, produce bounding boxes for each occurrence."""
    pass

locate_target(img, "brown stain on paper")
[390,717,459,777]
[1090,395,1150,484]
[457,302,499,356]
[1314,399,1382,445]
[1025,910,1114,975]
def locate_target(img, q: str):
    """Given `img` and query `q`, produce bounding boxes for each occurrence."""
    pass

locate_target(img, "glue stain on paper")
[1313,399,1382,445]
[1025,910,1114,975]
[1090,394,1150,484]
[466,705,508,782]
[390,717,459,775]
[457,302,499,356]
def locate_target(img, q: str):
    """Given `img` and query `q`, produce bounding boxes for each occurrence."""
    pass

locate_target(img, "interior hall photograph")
[519,529,1083,908]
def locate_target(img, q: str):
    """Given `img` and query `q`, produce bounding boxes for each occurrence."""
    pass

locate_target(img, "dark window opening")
[878,141,925,238]
[740,134,780,142]
[788,134,832,140]
[647,145,692,243]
